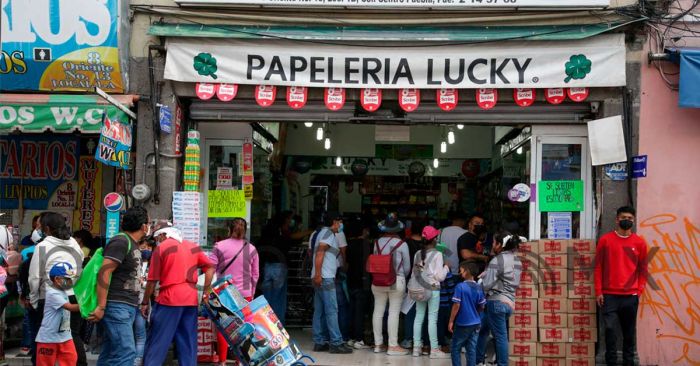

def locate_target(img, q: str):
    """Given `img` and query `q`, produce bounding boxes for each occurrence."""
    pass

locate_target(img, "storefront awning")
[149,23,626,42]
[669,48,700,108]
[0,94,137,133]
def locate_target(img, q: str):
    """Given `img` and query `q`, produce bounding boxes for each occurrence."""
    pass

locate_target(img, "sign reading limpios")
[0,0,125,92]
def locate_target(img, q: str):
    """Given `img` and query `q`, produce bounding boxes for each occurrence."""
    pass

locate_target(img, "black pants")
[349,288,370,341]
[29,295,87,366]
[603,294,639,366]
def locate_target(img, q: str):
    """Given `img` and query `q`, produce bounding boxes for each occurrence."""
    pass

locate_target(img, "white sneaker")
[353,341,370,349]
[374,345,386,353]
[429,349,451,359]
[412,347,422,357]
[347,340,355,347]
[387,346,410,356]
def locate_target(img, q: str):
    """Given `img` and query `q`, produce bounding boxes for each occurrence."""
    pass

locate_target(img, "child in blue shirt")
[449,262,486,366]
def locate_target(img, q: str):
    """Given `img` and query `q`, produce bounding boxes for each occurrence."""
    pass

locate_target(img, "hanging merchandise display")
[216,84,238,101]
[437,88,459,111]
[399,88,420,112]
[184,130,201,191]
[545,88,566,104]
[476,88,498,110]
[287,86,308,109]
[567,87,590,102]
[94,116,133,169]
[514,88,536,107]
[255,85,277,107]
[324,87,346,110]
[196,83,217,100]
[360,88,382,112]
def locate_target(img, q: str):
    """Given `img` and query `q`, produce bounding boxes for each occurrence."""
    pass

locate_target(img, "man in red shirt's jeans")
[594,206,648,366]
[141,220,215,366]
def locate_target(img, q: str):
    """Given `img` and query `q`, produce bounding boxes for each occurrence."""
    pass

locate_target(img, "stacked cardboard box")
[566,239,597,366]
[509,241,540,366]
[537,239,568,366]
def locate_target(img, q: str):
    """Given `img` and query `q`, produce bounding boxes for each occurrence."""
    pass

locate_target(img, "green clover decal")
[564,54,592,83]
[193,52,218,80]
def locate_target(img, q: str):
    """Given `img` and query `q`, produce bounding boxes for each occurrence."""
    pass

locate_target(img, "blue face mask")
[141,250,152,261]
[338,223,344,233]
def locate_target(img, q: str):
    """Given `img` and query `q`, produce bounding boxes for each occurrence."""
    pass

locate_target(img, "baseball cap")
[422,226,441,241]
[49,262,76,279]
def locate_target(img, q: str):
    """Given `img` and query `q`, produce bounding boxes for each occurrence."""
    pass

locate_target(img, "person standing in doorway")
[209,218,259,366]
[310,213,353,354]
[88,207,149,366]
[345,217,372,350]
[457,214,489,275]
[142,220,215,366]
[402,220,426,350]
[449,262,486,366]
[371,213,411,356]
[595,206,648,366]
[441,212,467,274]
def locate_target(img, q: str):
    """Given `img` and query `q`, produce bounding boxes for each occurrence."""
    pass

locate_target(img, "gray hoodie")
[481,250,521,304]
[28,236,84,309]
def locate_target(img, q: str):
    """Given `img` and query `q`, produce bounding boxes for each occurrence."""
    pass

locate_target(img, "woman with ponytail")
[28,212,86,365]
[475,231,524,366]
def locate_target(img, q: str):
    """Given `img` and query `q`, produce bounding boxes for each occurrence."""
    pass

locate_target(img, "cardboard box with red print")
[568,327,598,342]
[569,253,595,269]
[542,268,568,284]
[539,312,567,328]
[539,253,569,269]
[515,298,538,314]
[539,283,568,298]
[567,314,596,328]
[566,343,596,358]
[568,282,595,299]
[567,298,597,314]
[537,358,567,366]
[537,343,567,358]
[518,241,540,255]
[539,327,569,343]
[569,269,594,283]
[565,358,595,366]
[510,342,537,358]
[538,298,567,313]
[510,357,537,366]
[516,285,539,299]
[509,327,538,343]
[510,313,538,328]
[539,239,569,254]
[520,270,538,285]
[569,239,595,253]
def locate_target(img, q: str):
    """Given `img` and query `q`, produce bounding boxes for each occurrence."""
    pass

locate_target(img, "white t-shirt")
[335,232,348,268]
[310,228,340,279]
[36,286,72,344]
[440,226,467,273]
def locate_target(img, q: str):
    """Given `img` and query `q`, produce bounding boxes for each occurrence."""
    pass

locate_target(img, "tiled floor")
[291,328,453,366]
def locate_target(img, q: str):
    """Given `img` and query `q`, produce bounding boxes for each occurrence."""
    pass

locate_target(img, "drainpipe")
[148,45,166,204]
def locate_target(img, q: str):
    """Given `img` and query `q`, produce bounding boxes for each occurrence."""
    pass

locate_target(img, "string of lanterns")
[195,83,590,111]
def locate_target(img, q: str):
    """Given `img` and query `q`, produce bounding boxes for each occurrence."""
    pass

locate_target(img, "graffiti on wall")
[639,213,700,365]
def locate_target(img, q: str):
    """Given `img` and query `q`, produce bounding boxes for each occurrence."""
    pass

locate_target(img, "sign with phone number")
[176,0,608,7]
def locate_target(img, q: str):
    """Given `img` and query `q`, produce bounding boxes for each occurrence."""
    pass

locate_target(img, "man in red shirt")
[594,206,648,366]
[141,221,214,366]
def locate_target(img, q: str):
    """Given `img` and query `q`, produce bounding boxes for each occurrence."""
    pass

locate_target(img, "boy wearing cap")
[36,262,80,366]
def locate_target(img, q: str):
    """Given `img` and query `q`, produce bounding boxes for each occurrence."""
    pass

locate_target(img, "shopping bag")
[74,248,104,318]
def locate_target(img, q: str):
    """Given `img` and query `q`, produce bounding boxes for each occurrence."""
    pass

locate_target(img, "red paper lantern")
[476,88,498,110]
[216,84,238,102]
[399,88,420,112]
[360,88,382,112]
[195,83,217,100]
[437,88,459,111]
[567,87,590,102]
[545,88,566,104]
[514,88,536,107]
[255,85,277,107]
[286,86,308,109]
[324,87,346,111]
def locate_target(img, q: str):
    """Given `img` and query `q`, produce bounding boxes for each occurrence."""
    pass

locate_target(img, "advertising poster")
[95,116,132,168]
[0,0,125,92]
[207,190,247,218]
[73,156,103,235]
[172,191,202,245]
[0,135,79,210]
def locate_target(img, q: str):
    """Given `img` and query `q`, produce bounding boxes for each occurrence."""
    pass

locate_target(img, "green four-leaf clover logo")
[193,52,218,80]
[564,54,592,83]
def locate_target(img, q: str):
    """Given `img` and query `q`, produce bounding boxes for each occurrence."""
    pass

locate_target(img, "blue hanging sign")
[159,105,173,134]
[632,155,648,178]
[94,115,132,169]
[604,162,628,181]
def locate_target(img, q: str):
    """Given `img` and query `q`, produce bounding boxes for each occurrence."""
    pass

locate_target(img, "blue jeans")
[312,278,344,346]
[477,300,511,366]
[262,263,288,325]
[336,276,350,341]
[414,290,440,349]
[21,310,32,348]
[134,312,147,360]
[452,324,480,366]
[143,304,198,366]
[97,301,138,366]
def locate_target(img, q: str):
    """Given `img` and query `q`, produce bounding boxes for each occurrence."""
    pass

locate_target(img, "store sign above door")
[175,0,609,8]
[164,34,625,89]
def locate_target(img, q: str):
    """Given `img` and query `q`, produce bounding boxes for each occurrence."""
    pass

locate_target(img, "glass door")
[203,139,244,248]
[530,136,593,240]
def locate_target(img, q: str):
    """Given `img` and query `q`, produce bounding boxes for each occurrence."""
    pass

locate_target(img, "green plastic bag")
[74,248,104,319]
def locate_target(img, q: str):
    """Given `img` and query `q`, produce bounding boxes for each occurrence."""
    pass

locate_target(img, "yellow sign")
[208,190,246,218]
[73,156,103,235]
[243,184,253,200]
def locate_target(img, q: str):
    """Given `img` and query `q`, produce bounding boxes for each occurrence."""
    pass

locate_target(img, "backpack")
[366,238,404,287]
[407,252,434,302]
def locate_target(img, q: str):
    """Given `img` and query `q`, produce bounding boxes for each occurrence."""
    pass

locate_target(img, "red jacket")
[594,231,648,296]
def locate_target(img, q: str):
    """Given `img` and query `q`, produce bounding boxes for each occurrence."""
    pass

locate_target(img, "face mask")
[56,278,73,291]
[338,223,344,233]
[619,219,634,230]
[473,224,486,235]
[31,229,44,243]
[141,250,152,261]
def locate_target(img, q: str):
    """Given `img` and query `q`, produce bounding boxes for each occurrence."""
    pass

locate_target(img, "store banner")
[95,116,132,169]
[0,135,80,210]
[0,0,125,92]
[164,34,626,88]
[175,0,609,8]
[73,157,103,236]
[297,156,484,177]
[0,102,130,133]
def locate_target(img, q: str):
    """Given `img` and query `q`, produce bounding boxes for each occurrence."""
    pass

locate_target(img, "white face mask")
[31,229,44,243]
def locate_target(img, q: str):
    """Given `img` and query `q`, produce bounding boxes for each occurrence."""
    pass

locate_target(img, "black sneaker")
[313,343,330,352]
[329,344,353,354]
